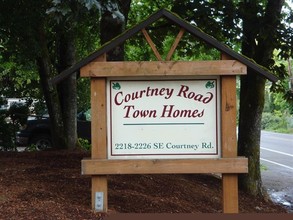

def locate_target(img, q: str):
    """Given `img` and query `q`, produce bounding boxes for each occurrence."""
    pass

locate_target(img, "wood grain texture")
[221,53,239,213]
[142,28,162,61]
[82,158,248,175]
[90,54,108,212]
[166,28,185,61]
[80,60,247,77]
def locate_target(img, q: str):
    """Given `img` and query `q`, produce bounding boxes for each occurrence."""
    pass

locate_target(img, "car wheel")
[30,134,52,151]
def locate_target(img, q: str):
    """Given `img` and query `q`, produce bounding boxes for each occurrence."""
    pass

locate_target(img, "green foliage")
[261,112,293,133]
[0,0,104,150]
[264,88,293,114]
[125,1,175,61]
[126,2,222,62]
[25,144,38,152]
[260,163,268,171]
[0,55,40,98]
[263,58,293,134]
[78,138,91,151]
[46,0,102,61]
[128,0,172,28]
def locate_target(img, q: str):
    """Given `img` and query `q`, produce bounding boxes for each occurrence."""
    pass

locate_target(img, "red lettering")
[161,105,174,118]
[202,92,213,104]
[123,105,134,118]
[161,105,204,118]
[177,85,189,98]
[123,105,157,118]
[177,85,214,104]
[114,92,123,105]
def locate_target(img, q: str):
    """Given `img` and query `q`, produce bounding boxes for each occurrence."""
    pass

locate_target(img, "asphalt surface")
[260,130,293,212]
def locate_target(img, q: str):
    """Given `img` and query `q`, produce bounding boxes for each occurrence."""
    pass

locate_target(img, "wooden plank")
[91,176,107,212]
[82,158,248,175]
[91,78,107,159]
[80,60,247,77]
[221,53,239,213]
[222,174,238,213]
[90,54,108,212]
[91,54,107,159]
[221,77,237,157]
[166,28,185,61]
[142,28,163,61]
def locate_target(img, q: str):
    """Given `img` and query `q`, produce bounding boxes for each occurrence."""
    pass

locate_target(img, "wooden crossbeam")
[142,28,163,61]
[166,28,185,61]
[80,60,247,77]
[82,158,248,175]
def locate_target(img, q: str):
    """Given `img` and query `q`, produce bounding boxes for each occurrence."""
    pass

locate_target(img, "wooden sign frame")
[81,53,248,213]
[48,10,277,214]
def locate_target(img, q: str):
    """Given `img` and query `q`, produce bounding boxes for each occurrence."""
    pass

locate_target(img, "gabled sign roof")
[50,9,278,85]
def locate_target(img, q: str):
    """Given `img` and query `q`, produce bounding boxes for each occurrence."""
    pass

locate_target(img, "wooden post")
[90,54,108,212]
[221,53,239,213]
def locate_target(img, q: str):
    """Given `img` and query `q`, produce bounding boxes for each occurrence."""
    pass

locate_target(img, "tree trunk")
[100,0,130,61]
[118,0,131,24]
[238,73,266,196]
[238,0,284,196]
[36,25,65,148]
[57,31,77,149]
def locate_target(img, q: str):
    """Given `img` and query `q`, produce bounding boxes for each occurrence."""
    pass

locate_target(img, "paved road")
[260,131,293,212]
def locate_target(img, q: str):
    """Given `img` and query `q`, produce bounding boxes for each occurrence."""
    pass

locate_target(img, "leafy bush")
[78,138,91,151]
[262,112,292,133]
[25,144,38,152]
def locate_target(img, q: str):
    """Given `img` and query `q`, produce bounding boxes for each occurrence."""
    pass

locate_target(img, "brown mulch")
[0,150,288,219]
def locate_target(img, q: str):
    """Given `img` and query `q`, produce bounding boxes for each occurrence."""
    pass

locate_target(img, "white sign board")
[107,77,220,159]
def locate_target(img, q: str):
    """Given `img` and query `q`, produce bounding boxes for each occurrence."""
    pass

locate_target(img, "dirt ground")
[0,150,288,219]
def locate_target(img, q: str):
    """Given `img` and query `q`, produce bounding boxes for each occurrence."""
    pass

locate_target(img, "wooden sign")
[81,59,248,214]
[50,9,278,215]
[107,77,220,159]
